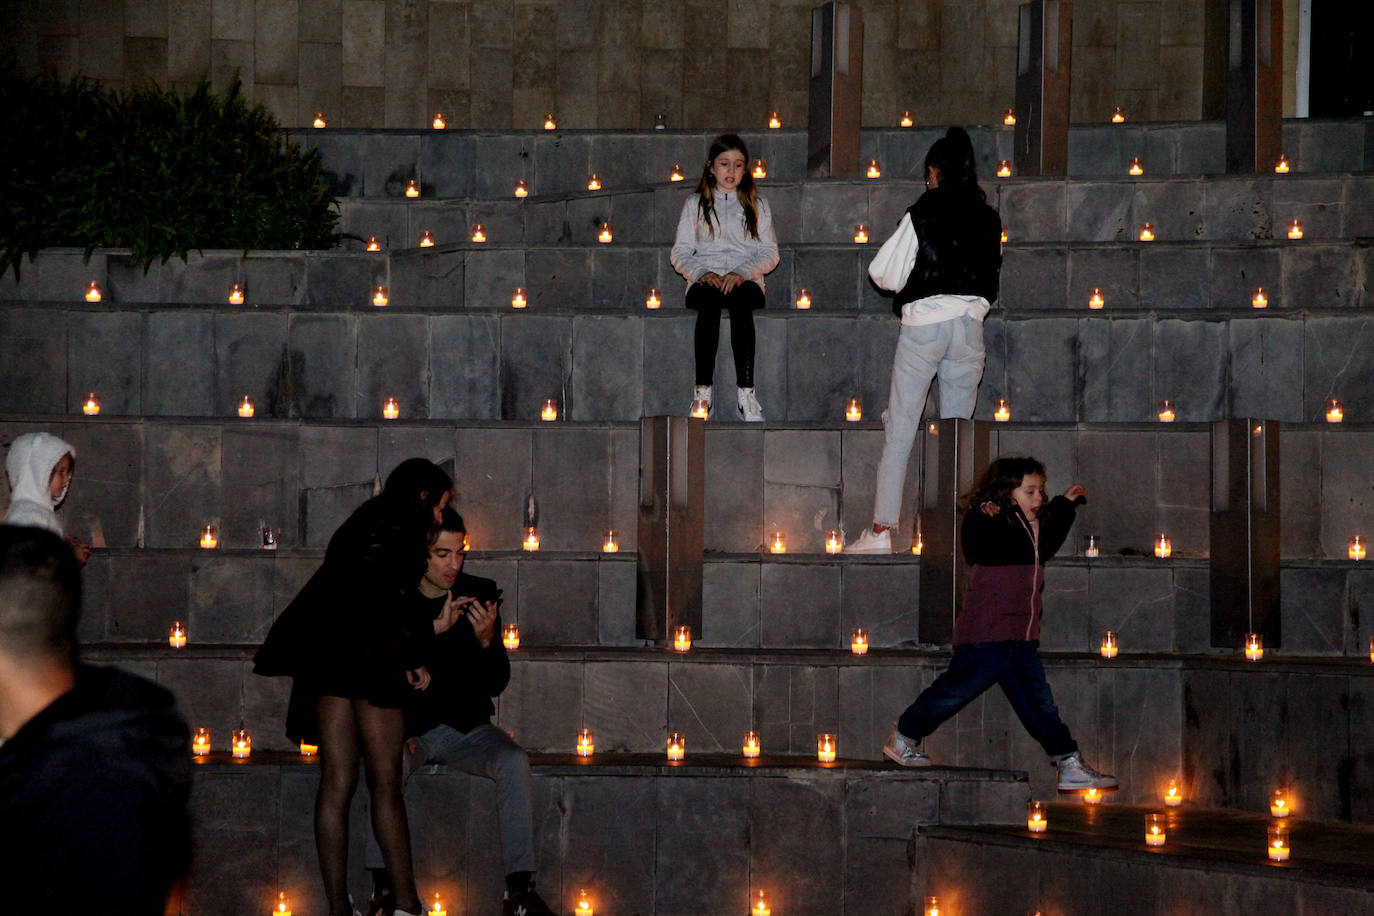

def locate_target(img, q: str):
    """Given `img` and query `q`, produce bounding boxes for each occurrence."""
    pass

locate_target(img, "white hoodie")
[4,432,76,535]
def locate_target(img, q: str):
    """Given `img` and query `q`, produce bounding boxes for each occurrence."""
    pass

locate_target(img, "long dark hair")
[959,456,1046,512]
[924,126,986,202]
[693,133,761,239]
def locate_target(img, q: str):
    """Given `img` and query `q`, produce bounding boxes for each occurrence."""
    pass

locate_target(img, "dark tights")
[688,280,762,387]
[315,695,420,916]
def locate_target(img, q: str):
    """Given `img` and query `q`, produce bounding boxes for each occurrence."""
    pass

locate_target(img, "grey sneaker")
[1055,751,1118,792]
[882,726,932,767]
[737,387,765,422]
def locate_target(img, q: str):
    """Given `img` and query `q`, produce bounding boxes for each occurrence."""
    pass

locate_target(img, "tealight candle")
[471,224,486,242]
[543,114,557,130]
[912,528,923,555]
[1268,823,1290,861]
[673,625,692,652]
[575,888,592,915]
[372,285,389,306]
[851,627,869,655]
[503,624,520,649]
[597,222,612,243]
[1274,154,1290,174]
[689,399,709,419]
[228,283,245,304]
[669,165,684,182]
[1083,535,1100,557]
[1083,786,1103,805]
[383,397,400,420]
[1154,534,1172,558]
[313,113,327,128]
[1326,399,1344,423]
[866,160,881,179]
[428,892,446,916]
[817,733,836,763]
[192,727,211,756]
[299,741,318,756]
[364,236,381,252]
[752,159,767,178]
[1164,779,1182,806]
[795,288,811,309]
[1003,108,1016,126]
[432,113,445,129]
[1139,222,1155,241]
[81,393,100,416]
[1111,106,1126,123]
[997,159,1012,177]
[994,398,1011,422]
[85,281,102,302]
[1027,800,1046,832]
[645,288,661,309]
[1350,536,1366,560]
[276,891,292,916]
[1088,287,1105,309]
[1100,630,1118,659]
[845,398,862,421]
[511,287,527,308]
[1128,156,1143,175]
[541,398,558,421]
[575,729,593,757]
[924,897,941,916]
[586,173,601,190]
[419,230,435,247]
[603,530,618,553]
[1145,813,1166,846]
[1000,224,1008,243]
[238,395,255,418]
[767,111,781,129]
[667,732,685,761]
[1245,633,1264,661]
[523,527,540,551]
[1158,399,1175,422]
[200,525,219,549]
[743,731,761,759]
[826,530,843,554]
[752,889,771,915]
[169,621,187,648]
[232,728,251,759]
[514,179,529,198]
[769,531,786,554]
[1270,787,1291,817]
[900,111,913,128]
[1287,219,1303,239]
[405,179,420,198]
[854,224,869,243]
[1252,286,1268,308]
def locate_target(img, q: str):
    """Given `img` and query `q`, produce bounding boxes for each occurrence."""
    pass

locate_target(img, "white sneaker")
[1055,751,1118,792]
[690,385,713,418]
[843,527,891,554]
[737,387,765,422]
[882,726,932,767]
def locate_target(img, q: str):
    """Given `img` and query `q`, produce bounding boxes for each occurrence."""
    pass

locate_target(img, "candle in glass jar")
[666,732,685,761]
[1268,823,1290,861]
[900,111,914,127]
[522,527,540,551]
[767,111,781,129]
[511,287,527,308]
[85,281,102,302]
[432,112,445,129]
[602,530,618,553]
[471,224,486,242]
[645,288,661,309]
[851,627,869,655]
[826,529,843,554]
[1157,400,1175,422]
[575,889,592,915]
[769,532,786,554]
[586,173,601,191]
[1083,787,1103,805]
[1088,287,1105,309]
[366,236,381,251]
[752,159,767,178]
[169,621,187,648]
[419,230,435,247]
[1270,787,1291,817]
[597,223,612,243]
[845,398,862,421]
[232,729,251,759]
[689,399,709,419]
[1326,399,1344,423]
[238,395,255,418]
[199,525,218,549]
[1274,154,1290,173]
[1350,536,1366,560]
[428,893,446,916]
[1287,219,1303,239]
[854,224,869,243]
[997,160,1011,177]
[1003,108,1016,126]
[1145,813,1166,846]
[1083,535,1100,558]
[794,289,811,309]
[817,733,836,763]
[1100,630,1118,659]
[994,398,1011,422]
[405,179,420,198]
[541,399,558,421]
[1164,779,1182,806]
[1128,156,1143,176]
[575,729,594,757]
[669,165,684,182]
[299,741,318,756]
[372,285,389,306]
[752,889,770,915]
[228,283,245,304]
[672,625,692,652]
[1139,222,1155,241]
[82,393,101,415]
[1111,107,1126,123]
[866,160,881,179]
[276,891,292,915]
[383,397,400,420]
[192,727,211,756]
[502,624,520,650]
[1245,633,1263,661]
[742,731,761,759]
[313,113,327,128]
[514,179,529,198]
[543,114,557,130]
[1154,535,1171,558]
[1251,287,1268,308]
[924,897,941,916]
[1027,800,1047,832]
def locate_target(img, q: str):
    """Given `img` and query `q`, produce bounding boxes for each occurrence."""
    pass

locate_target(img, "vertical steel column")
[1209,419,1281,648]
[1013,0,1073,177]
[806,1,864,178]
[917,419,990,645]
[1223,0,1283,173]
[636,416,705,643]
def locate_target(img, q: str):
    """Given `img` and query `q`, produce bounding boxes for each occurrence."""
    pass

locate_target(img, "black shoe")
[504,887,556,916]
[367,886,395,916]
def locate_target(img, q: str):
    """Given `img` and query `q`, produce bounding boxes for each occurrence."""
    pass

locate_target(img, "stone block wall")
[0,0,1290,129]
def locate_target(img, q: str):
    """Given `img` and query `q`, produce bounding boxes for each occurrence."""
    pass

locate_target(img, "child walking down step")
[882,456,1118,794]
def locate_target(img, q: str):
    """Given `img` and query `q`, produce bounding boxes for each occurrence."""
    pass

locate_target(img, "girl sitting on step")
[882,456,1118,795]
[670,133,780,422]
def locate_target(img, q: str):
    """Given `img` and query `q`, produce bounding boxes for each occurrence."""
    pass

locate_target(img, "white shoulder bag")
[867,212,918,292]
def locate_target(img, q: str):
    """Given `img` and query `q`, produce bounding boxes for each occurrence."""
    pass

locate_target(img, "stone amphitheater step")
[285,119,1374,200]
[2,419,1370,558]
[177,754,1028,916]
[918,803,1374,914]
[87,643,1373,819]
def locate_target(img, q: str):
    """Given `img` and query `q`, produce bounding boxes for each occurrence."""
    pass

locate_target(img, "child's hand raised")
[979,500,1002,516]
[1063,484,1087,502]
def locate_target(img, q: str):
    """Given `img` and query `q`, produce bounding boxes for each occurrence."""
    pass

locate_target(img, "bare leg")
[315,695,361,916]
[356,699,421,912]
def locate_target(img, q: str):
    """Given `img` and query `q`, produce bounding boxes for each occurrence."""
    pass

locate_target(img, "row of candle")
[1029,802,1293,861]
[572,727,832,763]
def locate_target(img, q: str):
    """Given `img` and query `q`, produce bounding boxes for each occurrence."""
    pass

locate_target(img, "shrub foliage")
[0,72,340,278]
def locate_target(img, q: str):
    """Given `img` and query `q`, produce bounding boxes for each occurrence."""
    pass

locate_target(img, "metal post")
[636,416,705,643]
[806,1,864,178]
[1223,0,1283,173]
[1209,419,1281,648]
[1013,0,1073,177]
[917,419,991,645]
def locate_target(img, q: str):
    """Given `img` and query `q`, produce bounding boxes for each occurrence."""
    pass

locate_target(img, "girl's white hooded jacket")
[4,432,75,535]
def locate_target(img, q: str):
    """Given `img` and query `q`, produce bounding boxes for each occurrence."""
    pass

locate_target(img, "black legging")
[687,280,763,387]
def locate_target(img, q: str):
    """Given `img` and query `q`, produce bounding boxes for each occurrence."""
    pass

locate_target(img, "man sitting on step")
[366,508,554,916]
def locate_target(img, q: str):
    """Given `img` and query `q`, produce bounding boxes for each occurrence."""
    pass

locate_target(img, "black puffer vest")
[893,184,1003,315]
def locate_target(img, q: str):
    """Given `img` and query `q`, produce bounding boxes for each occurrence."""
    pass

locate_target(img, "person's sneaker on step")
[882,726,932,767]
[504,886,556,916]
[1054,751,1118,792]
[737,387,765,422]
[844,527,891,554]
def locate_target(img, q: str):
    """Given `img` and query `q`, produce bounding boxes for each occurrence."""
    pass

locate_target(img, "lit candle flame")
[503,624,520,650]
[575,730,593,757]
[752,159,767,179]
[1003,108,1016,126]
[405,179,420,198]
[794,289,811,309]
[1158,400,1175,422]
[432,113,445,129]
[200,525,219,549]
[767,112,781,129]
[997,160,1011,177]
[587,173,601,191]
[1111,107,1126,123]
[1251,287,1267,308]
[645,288,661,309]
[543,114,557,130]
[851,627,868,655]
[817,733,836,763]
[1139,222,1155,241]
[471,224,486,242]
[514,179,529,198]
[540,399,558,421]
[603,530,618,553]
[667,733,685,761]
[826,530,843,554]
[169,621,187,648]
[994,398,1011,422]
[372,285,389,306]
[1287,220,1303,239]
[1326,399,1344,423]
[523,527,540,551]
[82,394,101,415]
[743,731,761,759]
[1089,288,1105,309]
[299,742,318,756]
[228,283,245,304]
[1154,534,1171,558]
[419,230,435,247]
[1100,630,1118,658]
[1164,779,1181,806]
[1245,633,1263,661]
[899,111,913,128]
[512,287,527,309]
[85,281,102,302]
[1350,536,1367,561]
[597,223,612,243]
[673,626,692,652]
[670,165,684,182]
[1128,156,1143,176]
[769,532,786,554]
[845,398,862,421]
[313,113,327,128]
[854,224,869,243]
[366,236,381,251]
[1274,154,1290,174]
[192,727,211,756]
[866,160,881,178]
[382,397,400,420]
[232,729,251,759]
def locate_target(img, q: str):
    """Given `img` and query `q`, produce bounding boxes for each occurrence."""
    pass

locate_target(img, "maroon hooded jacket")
[952,494,1080,645]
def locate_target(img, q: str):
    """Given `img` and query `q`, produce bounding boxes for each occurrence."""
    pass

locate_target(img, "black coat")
[894,183,1002,314]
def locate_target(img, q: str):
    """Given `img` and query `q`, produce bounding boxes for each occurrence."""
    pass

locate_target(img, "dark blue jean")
[896,641,1078,758]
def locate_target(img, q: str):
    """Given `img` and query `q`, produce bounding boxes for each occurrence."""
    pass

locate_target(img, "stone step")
[87,645,1374,819]
[285,119,1374,201]
[5,419,1371,559]
[179,754,1026,916]
[917,803,1374,914]
[326,173,1374,249]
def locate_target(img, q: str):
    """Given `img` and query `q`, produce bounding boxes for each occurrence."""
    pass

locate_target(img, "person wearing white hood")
[4,432,89,564]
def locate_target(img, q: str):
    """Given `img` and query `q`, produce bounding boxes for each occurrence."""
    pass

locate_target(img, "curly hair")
[959,456,1047,512]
